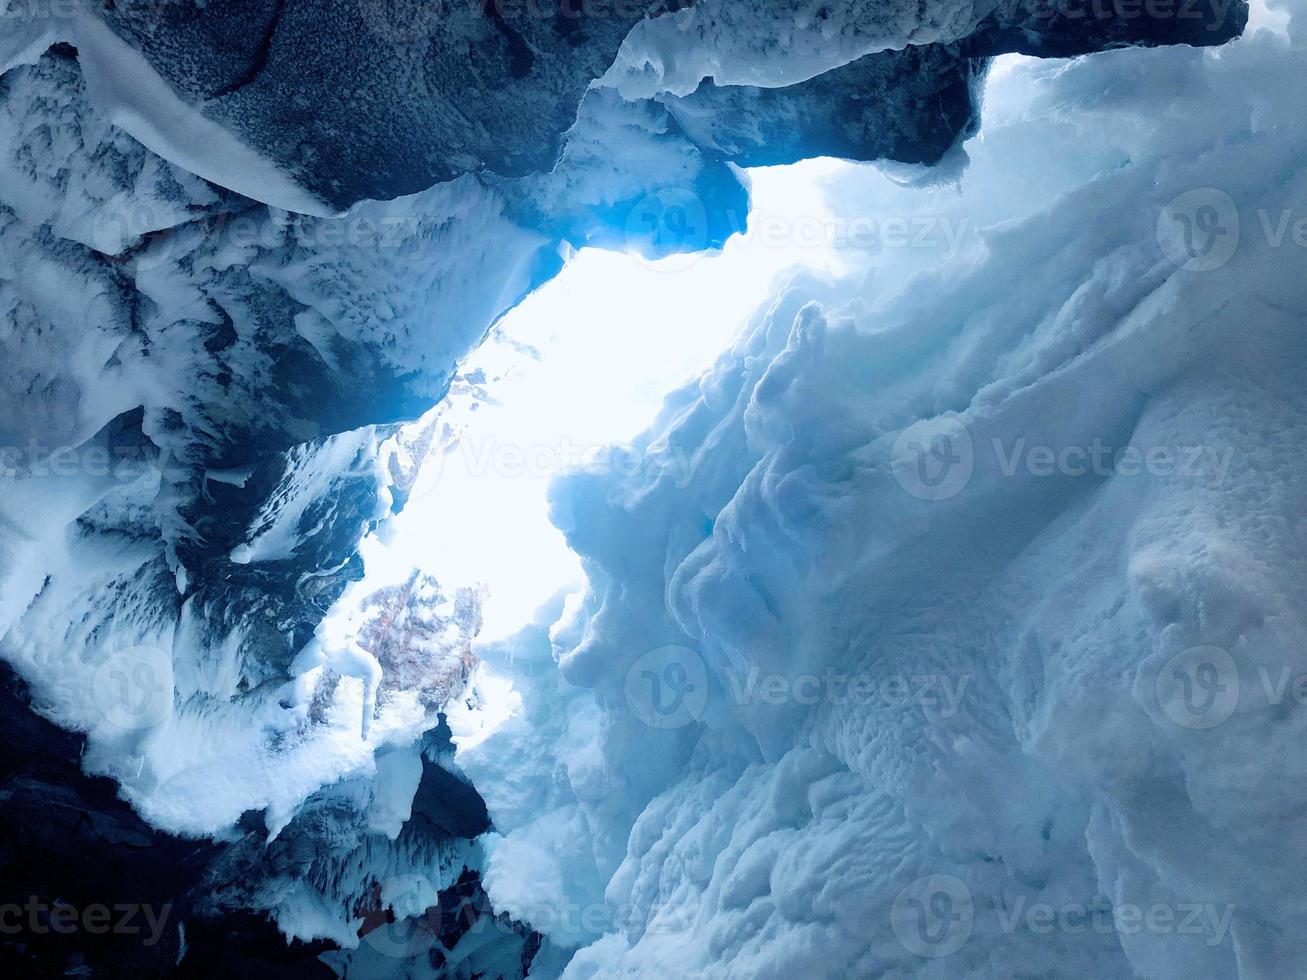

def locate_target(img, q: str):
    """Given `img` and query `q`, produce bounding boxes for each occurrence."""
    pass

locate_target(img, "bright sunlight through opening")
[355,160,852,649]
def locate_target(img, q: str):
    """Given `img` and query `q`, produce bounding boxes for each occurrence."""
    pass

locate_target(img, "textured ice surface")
[463,10,1307,978]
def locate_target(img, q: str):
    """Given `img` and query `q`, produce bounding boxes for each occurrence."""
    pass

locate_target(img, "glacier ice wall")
[460,9,1307,979]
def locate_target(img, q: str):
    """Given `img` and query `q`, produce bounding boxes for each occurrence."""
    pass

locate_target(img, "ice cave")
[0,0,1304,977]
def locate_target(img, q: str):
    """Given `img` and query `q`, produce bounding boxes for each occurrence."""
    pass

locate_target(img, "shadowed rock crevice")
[209,0,289,99]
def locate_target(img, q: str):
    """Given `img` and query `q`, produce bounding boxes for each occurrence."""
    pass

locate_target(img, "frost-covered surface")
[353,571,483,712]
[0,43,546,838]
[456,10,1307,979]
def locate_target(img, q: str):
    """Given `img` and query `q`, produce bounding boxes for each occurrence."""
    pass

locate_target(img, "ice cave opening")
[345,159,852,737]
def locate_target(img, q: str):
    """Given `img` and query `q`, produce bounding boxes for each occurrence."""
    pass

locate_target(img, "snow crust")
[605,0,987,99]
[465,8,1307,977]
